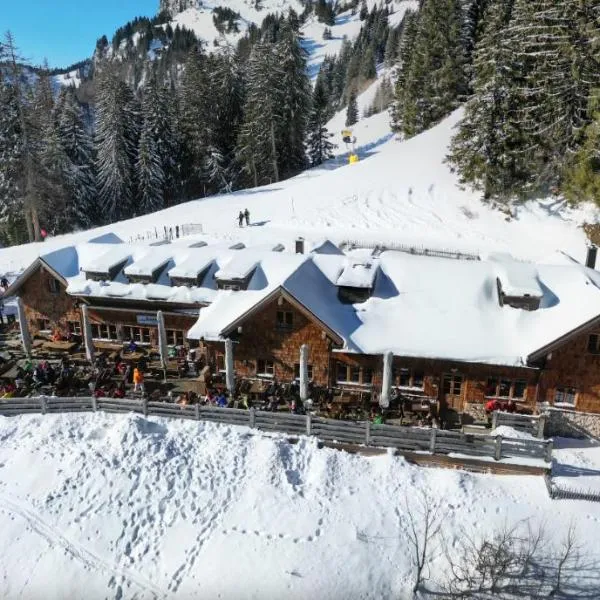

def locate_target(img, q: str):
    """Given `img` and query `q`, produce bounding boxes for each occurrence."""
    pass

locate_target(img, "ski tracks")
[0,493,167,599]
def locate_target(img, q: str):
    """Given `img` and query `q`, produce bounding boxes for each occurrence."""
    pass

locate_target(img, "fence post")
[92,395,97,412]
[494,435,502,461]
[41,396,47,415]
[194,403,200,421]
[365,420,371,446]
[142,397,148,417]
[306,413,312,436]
[429,428,437,454]
[492,411,498,430]
[537,414,546,439]
[544,439,553,463]
[249,407,256,428]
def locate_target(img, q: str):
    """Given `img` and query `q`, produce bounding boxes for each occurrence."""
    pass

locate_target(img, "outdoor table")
[43,341,77,352]
[94,341,124,352]
[122,351,146,362]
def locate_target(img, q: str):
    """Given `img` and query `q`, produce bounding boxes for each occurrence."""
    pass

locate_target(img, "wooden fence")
[544,473,600,503]
[492,411,546,439]
[0,397,552,463]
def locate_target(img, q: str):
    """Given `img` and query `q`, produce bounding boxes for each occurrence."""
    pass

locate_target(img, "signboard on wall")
[137,314,158,325]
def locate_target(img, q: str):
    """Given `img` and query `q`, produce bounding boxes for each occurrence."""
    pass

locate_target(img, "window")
[485,377,527,399]
[555,386,577,405]
[276,310,293,330]
[443,374,463,396]
[257,359,274,377]
[167,330,184,346]
[513,380,527,399]
[498,379,511,397]
[216,354,225,371]
[48,278,61,294]
[68,321,82,336]
[221,284,240,291]
[122,326,150,344]
[398,368,411,387]
[336,362,372,385]
[37,318,51,331]
[91,323,118,340]
[396,368,424,389]
[588,334,600,355]
[294,363,313,380]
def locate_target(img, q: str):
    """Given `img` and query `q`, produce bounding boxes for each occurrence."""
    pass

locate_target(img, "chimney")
[295,237,305,254]
[586,246,598,269]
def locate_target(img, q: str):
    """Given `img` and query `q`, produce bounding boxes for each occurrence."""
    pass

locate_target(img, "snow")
[337,256,378,288]
[215,254,260,280]
[489,252,544,298]
[489,425,537,441]
[1,412,600,598]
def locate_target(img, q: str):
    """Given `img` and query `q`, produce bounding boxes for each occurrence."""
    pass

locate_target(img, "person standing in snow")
[244,208,250,226]
[238,211,244,227]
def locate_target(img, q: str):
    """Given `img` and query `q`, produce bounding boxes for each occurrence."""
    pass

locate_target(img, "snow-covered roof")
[489,253,543,298]
[82,246,133,274]
[215,254,260,281]
[124,251,172,278]
[188,248,600,367]
[337,258,378,289]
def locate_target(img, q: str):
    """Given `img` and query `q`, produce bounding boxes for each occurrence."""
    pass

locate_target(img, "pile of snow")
[1,412,600,598]
[489,425,537,441]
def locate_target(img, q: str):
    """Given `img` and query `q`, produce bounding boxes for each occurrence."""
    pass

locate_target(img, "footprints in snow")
[223,517,324,544]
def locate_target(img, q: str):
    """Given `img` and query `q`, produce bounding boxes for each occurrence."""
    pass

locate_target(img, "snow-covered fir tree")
[276,23,311,178]
[56,88,97,229]
[397,0,467,137]
[95,70,140,223]
[307,78,336,166]
[447,0,523,200]
[345,89,358,126]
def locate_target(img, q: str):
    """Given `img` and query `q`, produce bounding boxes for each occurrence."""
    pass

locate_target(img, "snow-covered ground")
[0,412,599,599]
[0,106,597,277]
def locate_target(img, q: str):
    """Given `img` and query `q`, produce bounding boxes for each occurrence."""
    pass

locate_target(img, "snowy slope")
[0,107,597,277]
[0,412,599,599]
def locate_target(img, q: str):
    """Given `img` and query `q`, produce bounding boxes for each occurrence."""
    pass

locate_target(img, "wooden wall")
[204,296,332,386]
[538,328,600,413]
[20,267,80,337]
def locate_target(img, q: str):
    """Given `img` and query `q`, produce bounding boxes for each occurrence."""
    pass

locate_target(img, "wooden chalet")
[7,238,600,415]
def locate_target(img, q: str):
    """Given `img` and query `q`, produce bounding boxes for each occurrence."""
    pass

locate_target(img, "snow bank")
[1,413,599,598]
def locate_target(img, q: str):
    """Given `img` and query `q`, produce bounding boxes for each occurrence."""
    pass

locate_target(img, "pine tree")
[390,10,419,133]
[307,79,336,166]
[276,25,311,178]
[95,70,140,223]
[506,0,599,193]
[236,43,283,186]
[136,122,165,215]
[397,0,467,137]
[345,89,359,126]
[57,88,97,229]
[1,32,41,241]
[447,0,525,200]
[0,78,26,244]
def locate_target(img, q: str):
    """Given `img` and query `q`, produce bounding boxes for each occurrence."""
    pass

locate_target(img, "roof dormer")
[336,259,378,304]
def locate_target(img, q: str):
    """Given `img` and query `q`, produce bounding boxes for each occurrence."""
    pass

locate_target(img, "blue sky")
[4,0,158,68]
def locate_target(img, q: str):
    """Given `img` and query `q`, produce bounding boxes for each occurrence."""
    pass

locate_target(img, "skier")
[238,211,244,227]
[244,208,250,226]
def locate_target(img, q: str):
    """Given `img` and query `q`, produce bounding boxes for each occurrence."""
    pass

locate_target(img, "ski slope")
[0,105,596,277]
[1,412,599,599]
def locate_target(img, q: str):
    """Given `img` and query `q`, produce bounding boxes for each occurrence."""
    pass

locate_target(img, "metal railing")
[0,397,552,463]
